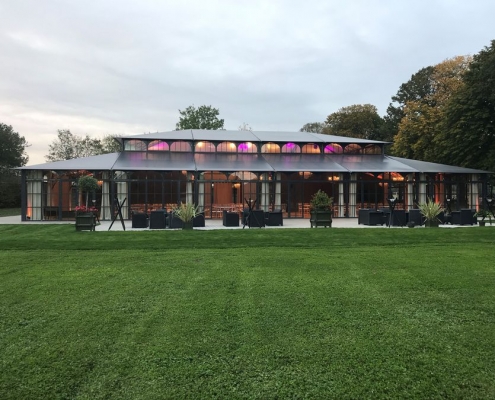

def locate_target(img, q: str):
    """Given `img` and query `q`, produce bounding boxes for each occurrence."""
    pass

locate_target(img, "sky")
[1,0,494,165]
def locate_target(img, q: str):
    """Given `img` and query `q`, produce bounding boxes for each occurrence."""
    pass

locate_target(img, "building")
[19,130,491,221]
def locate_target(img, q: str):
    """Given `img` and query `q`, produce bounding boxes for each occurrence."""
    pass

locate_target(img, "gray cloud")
[1,0,494,164]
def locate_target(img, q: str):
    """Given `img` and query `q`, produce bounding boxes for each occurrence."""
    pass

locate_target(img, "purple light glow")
[324,145,336,153]
[286,142,295,148]
[238,143,248,151]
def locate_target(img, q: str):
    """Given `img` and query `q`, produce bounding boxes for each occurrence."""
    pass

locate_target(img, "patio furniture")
[358,209,386,226]
[246,210,265,228]
[223,210,239,227]
[451,209,476,225]
[167,213,183,229]
[265,209,283,226]
[193,212,205,227]
[132,212,149,228]
[150,210,167,229]
[407,209,423,226]
[387,209,406,227]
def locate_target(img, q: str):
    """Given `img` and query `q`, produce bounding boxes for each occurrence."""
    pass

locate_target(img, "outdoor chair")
[451,209,475,225]
[222,210,239,227]
[247,210,265,228]
[149,210,167,229]
[265,209,283,226]
[193,212,206,227]
[131,212,149,228]
[167,213,183,229]
[407,209,423,226]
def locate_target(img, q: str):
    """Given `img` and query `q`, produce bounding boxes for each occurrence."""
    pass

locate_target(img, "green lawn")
[1,226,494,399]
[0,207,20,217]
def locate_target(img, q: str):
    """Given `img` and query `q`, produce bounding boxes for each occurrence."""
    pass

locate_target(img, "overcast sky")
[1,0,494,165]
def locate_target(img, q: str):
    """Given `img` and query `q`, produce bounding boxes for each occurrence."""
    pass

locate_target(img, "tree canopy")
[0,123,29,169]
[299,122,326,133]
[175,105,224,130]
[0,123,28,208]
[392,56,472,162]
[46,130,120,162]
[441,40,495,171]
[382,66,435,143]
[322,104,384,140]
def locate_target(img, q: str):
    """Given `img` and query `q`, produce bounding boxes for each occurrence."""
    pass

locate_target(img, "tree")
[46,130,108,162]
[78,175,99,208]
[299,122,325,133]
[0,123,29,169]
[101,134,122,153]
[322,104,384,140]
[441,41,495,171]
[382,66,435,143]
[238,122,252,131]
[392,56,471,162]
[175,105,224,130]
[0,123,29,208]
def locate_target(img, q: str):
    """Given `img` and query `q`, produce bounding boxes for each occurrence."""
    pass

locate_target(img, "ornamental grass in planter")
[173,202,200,230]
[418,198,443,228]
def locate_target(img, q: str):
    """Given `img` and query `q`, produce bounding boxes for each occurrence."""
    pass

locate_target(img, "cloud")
[1,0,494,164]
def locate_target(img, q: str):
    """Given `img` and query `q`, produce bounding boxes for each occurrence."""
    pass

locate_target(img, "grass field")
[0,208,20,217]
[1,225,494,399]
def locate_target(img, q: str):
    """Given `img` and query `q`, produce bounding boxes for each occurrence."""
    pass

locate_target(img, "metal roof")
[262,154,348,172]
[195,153,273,172]
[116,129,389,145]
[113,152,195,171]
[334,155,418,173]
[387,156,490,174]
[18,152,121,171]
[19,150,490,175]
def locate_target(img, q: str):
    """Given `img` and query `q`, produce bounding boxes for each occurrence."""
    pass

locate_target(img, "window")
[124,140,147,151]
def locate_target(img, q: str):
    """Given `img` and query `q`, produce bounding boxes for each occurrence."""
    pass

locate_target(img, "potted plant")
[78,175,99,208]
[173,202,200,230]
[309,189,333,228]
[474,209,493,227]
[75,176,99,231]
[418,198,444,228]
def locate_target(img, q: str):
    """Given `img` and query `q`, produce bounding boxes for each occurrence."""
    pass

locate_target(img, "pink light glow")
[238,143,248,151]
[286,142,295,148]
[324,145,336,153]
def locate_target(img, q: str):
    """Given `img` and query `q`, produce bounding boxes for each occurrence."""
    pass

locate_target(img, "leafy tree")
[0,123,29,169]
[0,123,29,208]
[78,175,99,208]
[175,105,224,130]
[299,122,326,133]
[441,41,495,171]
[238,122,252,131]
[46,130,109,162]
[382,66,435,143]
[322,104,384,140]
[392,56,471,162]
[101,134,122,153]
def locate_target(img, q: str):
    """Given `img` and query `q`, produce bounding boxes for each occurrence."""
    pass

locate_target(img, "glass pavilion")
[19,130,490,221]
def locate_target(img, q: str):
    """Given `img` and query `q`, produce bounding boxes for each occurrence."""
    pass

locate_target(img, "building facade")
[19,130,491,221]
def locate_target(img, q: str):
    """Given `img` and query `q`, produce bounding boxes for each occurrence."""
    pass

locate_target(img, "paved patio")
[0,215,479,230]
